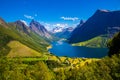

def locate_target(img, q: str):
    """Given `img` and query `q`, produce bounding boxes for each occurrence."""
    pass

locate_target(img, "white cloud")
[20,20,28,26]
[36,20,70,32]
[53,23,68,28]
[24,14,34,19]
[40,21,69,31]
[61,16,79,21]
[44,23,51,31]
[39,21,52,31]
[52,23,69,33]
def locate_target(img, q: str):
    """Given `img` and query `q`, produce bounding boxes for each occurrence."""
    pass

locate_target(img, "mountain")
[10,20,30,34]
[53,27,74,38]
[77,19,85,28]
[68,10,120,43]
[52,26,64,33]
[30,20,52,38]
[0,17,49,57]
[0,17,8,27]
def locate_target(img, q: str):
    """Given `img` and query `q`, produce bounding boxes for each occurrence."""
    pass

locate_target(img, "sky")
[0,0,120,30]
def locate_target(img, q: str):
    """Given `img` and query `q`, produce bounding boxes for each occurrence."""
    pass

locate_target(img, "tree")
[107,32,120,57]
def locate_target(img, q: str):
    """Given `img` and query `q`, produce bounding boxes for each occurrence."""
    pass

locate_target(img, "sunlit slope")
[72,35,108,48]
[7,41,41,57]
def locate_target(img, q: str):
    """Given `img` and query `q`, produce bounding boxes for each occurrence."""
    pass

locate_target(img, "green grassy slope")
[72,35,108,48]
[7,41,42,57]
[9,24,49,53]
[0,20,50,57]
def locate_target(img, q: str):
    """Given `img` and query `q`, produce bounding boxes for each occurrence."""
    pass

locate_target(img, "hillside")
[30,20,52,39]
[7,41,42,57]
[0,18,50,56]
[68,10,120,43]
[72,35,108,48]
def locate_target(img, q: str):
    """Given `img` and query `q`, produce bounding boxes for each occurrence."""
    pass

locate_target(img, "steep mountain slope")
[0,18,49,56]
[0,17,8,27]
[30,20,52,38]
[69,10,120,43]
[13,20,30,34]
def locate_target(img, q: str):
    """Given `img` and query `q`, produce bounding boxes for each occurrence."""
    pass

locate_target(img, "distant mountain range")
[1,9,120,51]
[52,27,74,38]
[52,26,64,33]
[68,9,120,43]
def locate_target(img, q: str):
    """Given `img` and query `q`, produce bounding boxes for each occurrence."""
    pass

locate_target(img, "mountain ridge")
[53,27,74,38]
[30,20,52,38]
[68,9,120,43]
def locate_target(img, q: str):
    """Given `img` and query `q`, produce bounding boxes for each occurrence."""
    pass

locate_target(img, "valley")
[0,1,120,79]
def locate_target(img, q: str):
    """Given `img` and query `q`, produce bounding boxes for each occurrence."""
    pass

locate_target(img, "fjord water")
[49,41,108,58]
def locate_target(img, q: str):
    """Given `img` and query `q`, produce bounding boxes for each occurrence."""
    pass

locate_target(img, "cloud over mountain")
[53,23,68,28]
[61,16,79,21]
[24,15,34,19]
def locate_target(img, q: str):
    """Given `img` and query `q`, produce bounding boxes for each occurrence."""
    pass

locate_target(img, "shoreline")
[47,45,52,50]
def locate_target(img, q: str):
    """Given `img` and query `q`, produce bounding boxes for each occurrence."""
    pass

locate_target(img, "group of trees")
[55,54,120,80]
[108,32,120,57]
[0,55,120,80]
[0,58,55,80]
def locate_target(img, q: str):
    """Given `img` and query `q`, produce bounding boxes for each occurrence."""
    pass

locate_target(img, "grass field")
[7,41,42,57]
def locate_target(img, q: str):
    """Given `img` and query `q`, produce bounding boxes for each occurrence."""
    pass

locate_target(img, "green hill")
[0,18,49,57]
[72,35,108,48]
[7,41,42,57]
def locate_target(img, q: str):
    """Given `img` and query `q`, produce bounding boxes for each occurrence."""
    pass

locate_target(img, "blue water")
[49,41,108,58]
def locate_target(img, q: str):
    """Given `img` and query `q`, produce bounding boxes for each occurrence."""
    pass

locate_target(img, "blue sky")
[0,0,120,30]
